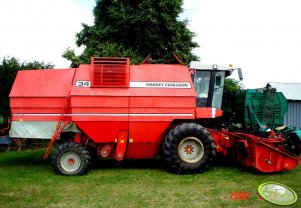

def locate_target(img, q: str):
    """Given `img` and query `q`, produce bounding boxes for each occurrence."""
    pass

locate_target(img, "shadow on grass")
[92,155,253,174]
[92,157,168,173]
[0,150,294,176]
[0,150,50,167]
[212,154,291,176]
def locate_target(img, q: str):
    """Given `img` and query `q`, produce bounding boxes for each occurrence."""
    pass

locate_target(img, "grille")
[91,57,129,87]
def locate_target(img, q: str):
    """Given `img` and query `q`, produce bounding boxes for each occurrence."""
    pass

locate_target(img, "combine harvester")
[5,56,301,175]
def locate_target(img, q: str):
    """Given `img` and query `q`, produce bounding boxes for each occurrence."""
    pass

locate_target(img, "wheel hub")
[185,145,194,154]
[178,137,204,163]
[60,151,81,173]
[68,158,75,166]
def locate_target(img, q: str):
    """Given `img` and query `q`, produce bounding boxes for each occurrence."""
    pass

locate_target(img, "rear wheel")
[52,142,91,176]
[163,123,216,174]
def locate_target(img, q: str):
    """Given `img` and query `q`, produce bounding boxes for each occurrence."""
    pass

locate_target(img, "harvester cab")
[189,61,242,118]
[190,62,239,108]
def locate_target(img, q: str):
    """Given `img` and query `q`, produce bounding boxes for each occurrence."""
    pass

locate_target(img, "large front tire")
[52,142,91,176]
[163,123,216,174]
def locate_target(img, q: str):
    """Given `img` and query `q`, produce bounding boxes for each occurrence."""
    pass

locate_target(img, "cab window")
[212,72,225,109]
[194,71,211,107]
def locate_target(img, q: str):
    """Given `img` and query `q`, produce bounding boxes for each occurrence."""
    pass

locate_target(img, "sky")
[1,0,301,88]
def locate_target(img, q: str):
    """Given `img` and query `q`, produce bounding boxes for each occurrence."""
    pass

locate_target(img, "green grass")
[0,150,300,208]
[0,116,3,126]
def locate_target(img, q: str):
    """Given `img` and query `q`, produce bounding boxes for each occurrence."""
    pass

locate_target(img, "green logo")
[258,182,298,206]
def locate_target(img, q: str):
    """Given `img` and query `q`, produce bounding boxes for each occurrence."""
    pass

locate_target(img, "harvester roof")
[10,68,76,97]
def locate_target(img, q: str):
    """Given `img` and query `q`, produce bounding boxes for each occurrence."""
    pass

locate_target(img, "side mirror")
[237,68,243,81]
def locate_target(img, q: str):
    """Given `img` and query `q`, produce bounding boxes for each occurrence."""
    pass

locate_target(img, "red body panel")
[9,62,199,159]
[10,69,75,122]
[10,69,75,97]
[75,121,128,143]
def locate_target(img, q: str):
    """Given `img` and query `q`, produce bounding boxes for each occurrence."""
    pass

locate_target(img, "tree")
[63,0,199,66]
[0,57,54,127]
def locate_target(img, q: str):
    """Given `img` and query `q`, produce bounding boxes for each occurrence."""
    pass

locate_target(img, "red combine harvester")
[8,57,301,175]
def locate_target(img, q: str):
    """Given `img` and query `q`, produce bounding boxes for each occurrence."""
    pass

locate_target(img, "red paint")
[209,129,301,172]
[115,131,128,161]
[68,158,75,166]
[75,121,128,143]
[100,143,115,158]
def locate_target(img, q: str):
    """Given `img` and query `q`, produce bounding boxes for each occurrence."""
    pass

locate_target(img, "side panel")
[71,95,129,143]
[126,64,196,158]
[9,121,80,139]
[70,64,130,143]
[195,108,223,118]
[125,121,170,158]
[10,97,67,121]
[9,69,75,123]
[75,121,128,143]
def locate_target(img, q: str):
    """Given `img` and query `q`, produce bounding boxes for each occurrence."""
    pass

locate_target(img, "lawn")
[0,150,300,208]
[0,116,3,126]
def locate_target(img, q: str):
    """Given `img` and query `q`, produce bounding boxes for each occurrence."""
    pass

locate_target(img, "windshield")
[194,71,211,107]
[192,70,226,109]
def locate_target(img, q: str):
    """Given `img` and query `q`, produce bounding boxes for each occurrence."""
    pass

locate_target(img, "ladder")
[44,92,71,159]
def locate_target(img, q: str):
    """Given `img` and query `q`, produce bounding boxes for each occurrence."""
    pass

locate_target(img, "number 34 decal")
[75,81,91,87]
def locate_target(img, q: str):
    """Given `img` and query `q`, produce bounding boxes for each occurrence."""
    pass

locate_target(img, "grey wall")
[284,101,301,130]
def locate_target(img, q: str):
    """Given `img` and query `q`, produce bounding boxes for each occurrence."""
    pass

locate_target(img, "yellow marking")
[19,118,24,122]
[129,139,134,143]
